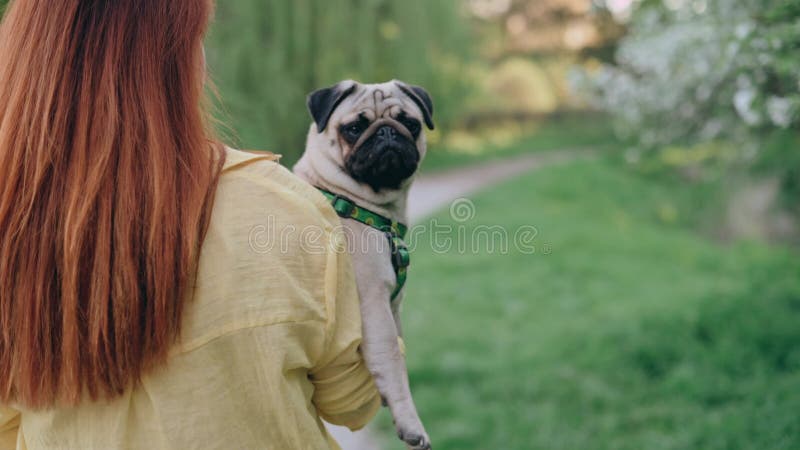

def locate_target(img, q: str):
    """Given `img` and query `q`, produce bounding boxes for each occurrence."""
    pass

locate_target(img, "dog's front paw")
[398,429,431,450]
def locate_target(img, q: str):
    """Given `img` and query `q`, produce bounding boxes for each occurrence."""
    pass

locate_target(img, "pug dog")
[294,80,433,450]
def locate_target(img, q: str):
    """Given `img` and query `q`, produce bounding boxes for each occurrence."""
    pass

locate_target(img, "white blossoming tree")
[584,0,799,165]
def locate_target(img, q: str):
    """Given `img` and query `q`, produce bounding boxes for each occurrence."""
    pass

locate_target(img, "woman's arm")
[0,405,19,450]
[309,230,381,430]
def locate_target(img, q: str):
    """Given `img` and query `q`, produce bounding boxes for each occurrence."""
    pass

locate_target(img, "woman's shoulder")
[217,147,337,229]
[180,148,342,353]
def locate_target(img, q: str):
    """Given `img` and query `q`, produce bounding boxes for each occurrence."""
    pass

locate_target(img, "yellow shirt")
[0,149,381,450]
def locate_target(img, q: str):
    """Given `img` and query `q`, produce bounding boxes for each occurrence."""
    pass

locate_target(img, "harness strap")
[318,189,410,301]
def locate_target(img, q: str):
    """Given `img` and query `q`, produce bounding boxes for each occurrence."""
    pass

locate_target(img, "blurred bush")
[487,58,559,112]
[578,0,799,177]
[462,0,625,126]
[206,0,475,162]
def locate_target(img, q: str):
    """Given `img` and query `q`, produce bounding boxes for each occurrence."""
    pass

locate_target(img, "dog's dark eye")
[341,120,368,143]
[401,117,421,137]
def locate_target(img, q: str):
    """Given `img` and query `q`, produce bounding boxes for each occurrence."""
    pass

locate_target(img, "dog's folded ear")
[395,81,435,130]
[307,81,358,133]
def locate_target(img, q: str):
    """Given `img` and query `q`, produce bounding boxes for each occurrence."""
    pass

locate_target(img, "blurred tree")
[207,0,474,162]
[580,0,800,206]
[462,0,625,123]
[468,0,625,60]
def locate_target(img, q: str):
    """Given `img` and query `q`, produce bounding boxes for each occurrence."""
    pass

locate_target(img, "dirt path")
[408,150,595,223]
[326,149,595,450]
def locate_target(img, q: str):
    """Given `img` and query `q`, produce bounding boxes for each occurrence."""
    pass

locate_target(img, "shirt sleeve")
[309,228,381,431]
[0,405,19,450]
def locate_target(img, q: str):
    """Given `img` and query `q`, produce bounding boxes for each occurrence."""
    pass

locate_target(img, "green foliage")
[206,0,474,163]
[581,0,800,180]
[379,159,800,449]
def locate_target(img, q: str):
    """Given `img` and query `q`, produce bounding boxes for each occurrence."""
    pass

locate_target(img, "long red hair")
[0,0,224,408]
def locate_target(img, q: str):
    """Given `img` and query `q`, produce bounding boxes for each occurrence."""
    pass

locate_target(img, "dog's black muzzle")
[346,124,420,191]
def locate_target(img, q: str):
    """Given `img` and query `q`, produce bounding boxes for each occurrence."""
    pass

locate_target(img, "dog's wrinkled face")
[307,80,434,192]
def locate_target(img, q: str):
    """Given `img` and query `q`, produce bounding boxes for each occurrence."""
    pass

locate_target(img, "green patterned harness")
[318,189,410,301]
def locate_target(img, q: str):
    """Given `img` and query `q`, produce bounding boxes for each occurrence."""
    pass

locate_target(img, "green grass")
[375,158,800,449]
[421,115,618,173]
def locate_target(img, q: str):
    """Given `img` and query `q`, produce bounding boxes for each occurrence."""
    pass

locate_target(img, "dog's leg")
[350,253,430,450]
[359,291,430,450]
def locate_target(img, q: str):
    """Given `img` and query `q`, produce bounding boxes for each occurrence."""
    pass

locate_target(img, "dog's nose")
[376,126,397,141]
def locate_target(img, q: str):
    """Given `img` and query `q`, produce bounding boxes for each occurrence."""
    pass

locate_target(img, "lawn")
[375,157,800,449]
